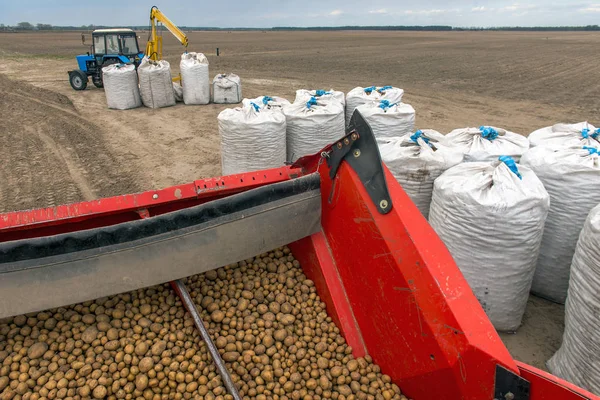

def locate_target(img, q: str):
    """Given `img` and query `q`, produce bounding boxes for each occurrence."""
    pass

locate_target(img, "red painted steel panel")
[517,362,599,400]
[316,159,518,399]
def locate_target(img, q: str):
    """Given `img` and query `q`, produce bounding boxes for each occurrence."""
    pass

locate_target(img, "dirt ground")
[1,30,596,371]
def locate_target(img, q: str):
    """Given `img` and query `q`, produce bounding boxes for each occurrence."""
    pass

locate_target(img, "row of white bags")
[381,124,600,332]
[103,53,241,110]
[217,92,346,174]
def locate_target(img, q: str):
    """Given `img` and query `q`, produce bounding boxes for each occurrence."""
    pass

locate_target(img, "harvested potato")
[0,246,407,400]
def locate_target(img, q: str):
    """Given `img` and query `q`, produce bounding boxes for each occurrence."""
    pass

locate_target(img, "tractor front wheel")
[69,70,88,91]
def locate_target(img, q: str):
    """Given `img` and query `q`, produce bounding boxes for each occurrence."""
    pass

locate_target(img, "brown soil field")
[0,30,596,373]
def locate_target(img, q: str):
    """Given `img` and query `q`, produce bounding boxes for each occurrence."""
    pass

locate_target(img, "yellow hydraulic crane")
[145,6,188,61]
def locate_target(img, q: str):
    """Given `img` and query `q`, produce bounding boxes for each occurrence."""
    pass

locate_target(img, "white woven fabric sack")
[218,98,287,175]
[295,89,345,106]
[378,130,463,218]
[284,96,345,162]
[172,82,183,102]
[529,122,600,150]
[180,52,210,105]
[429,158,549,331]
[521,146,600,304]
[445,126,529,162]
[548,203,600,394]
[346,86,404,127]
[356,100,415,140]
[212,73,242,104]
[102,64,142,110]
[138,57,176,109]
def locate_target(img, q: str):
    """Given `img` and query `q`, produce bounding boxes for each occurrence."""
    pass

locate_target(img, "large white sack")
[356,100,415,140]
[212,73,242,104]
[521,146,600,304]
[378,130,463,218]
[429,158,549,331]
[529,122,600,150]
[548,203,600,394]
[218,99,287,175]
[180,52,210,105]
[346,86,404,127]
[138,57,176,109]
[102,64,142,110]
[445,126,529,162]
[295,89,345,106]
[284,96,345,162]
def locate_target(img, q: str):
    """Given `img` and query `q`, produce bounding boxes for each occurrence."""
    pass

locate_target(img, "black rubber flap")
[0,173,320,267]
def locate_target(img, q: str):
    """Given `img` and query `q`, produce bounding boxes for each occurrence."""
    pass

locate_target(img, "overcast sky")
[2,0,599,27]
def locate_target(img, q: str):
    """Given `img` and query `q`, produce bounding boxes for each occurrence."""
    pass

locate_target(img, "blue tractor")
[68,29,144,90]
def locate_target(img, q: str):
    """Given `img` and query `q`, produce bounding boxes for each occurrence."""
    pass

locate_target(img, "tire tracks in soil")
[0,73,141,213]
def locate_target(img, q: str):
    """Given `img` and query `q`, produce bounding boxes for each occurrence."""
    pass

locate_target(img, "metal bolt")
[344,138,350,145]
[337,142,343,149]
[505,393,515,400]
[351,133,358,140]
[152,194,159,199]
[379,199,388,209]
[353,149,361,158]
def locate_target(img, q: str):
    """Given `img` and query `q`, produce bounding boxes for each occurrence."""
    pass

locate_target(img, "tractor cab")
[68,28,144,90]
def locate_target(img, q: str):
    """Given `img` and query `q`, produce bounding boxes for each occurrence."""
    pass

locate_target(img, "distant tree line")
[1,23,599,32]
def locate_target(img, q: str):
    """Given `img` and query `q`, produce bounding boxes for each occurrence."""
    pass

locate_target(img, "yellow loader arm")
[145,6,189,61]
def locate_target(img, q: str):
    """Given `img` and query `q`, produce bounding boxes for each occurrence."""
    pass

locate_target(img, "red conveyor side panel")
[517,362,599,400]
[317,160,518,400]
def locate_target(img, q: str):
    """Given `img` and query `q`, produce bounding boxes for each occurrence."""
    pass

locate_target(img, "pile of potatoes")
[0,246,409,400]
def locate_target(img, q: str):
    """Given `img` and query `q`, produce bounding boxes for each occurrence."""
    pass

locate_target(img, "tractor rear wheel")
[69,70,88,91]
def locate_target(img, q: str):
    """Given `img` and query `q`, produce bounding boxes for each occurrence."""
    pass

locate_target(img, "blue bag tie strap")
[314,90,330,96]
[479,126,499,141]
[262,96,273,105]
[378,85,393,92]
[499,156,522,179]
[584,146,599,155]
[306,96,318,109]
[250,102,260,112]
[582,128,591,139]
[364,86,376,94]
[378,100,396,110]
[410,130,430,145]
[582,128,600,139]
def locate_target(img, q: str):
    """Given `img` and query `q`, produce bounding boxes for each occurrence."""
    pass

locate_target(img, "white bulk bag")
[172,82,183,102]
[212,73,242,104]
[102,64,142,110]
[180,52,210,105]
[429,158,549,331]
[138,57,176,109]
[378,130,463,218]
[218,98,287,175]
[356,100,415,140]
[529,122,600,150]
[548,203,600,394]
[346,86,404,127]
[295,89,345,106]
[284,96,345,162]
[521,146,600,304]
[445,126,529,162]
